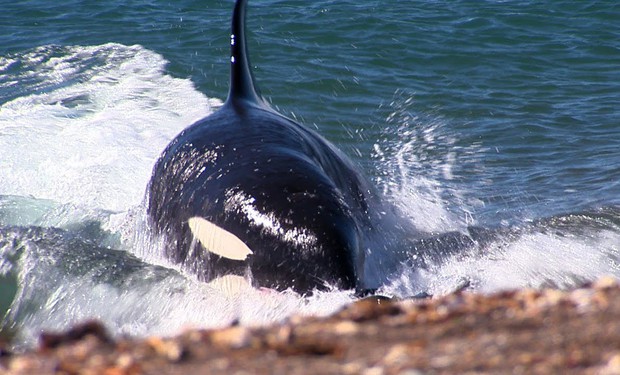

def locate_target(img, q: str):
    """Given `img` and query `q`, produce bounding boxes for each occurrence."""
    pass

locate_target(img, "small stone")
[430,355,454,368]
[398,370,425,375]
[594,276,618,290]
[600,353,620,375]
[362,366,385,375]
[116,353,134,368]
[39,320,110,350]
[570,289,595,311]
[211,358,231,370]
[59,335,100,361]
[542,289,566,307]
[186,329,206,343]
[86,354,107,369]
[383,344,410,366]
[210,326,251,349]
[333,321,359,335]
[518,353,535,365]
[9,356,40,373]
[276,325,293,341]
[146,337,185,362]
[342,362,364,374]
[338,298,400,322]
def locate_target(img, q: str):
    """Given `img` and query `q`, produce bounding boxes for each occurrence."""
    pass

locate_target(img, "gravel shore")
[3,277,620,374]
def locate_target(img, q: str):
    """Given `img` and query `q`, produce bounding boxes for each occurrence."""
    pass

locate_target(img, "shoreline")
[3,277,620,374]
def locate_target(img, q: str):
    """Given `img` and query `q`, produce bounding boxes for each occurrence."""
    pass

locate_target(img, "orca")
[146,0,384,294]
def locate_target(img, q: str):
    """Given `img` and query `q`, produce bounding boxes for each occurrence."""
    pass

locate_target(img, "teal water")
[3,0,619,220]
[1,0,619,348]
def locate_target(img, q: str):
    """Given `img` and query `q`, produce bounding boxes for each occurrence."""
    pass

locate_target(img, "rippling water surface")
[1,0,619,348]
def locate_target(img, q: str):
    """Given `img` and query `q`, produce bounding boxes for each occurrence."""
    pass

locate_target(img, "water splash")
[0,43,219,213]
[371,92,485,233]
[369,93,620,297]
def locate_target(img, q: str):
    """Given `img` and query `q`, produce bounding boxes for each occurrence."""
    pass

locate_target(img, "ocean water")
[1,0,619,348]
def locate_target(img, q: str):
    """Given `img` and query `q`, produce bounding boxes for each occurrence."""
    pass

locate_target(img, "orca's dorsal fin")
[226,0,264,106]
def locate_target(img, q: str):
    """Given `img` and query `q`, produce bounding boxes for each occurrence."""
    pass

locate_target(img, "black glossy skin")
[147,0,380,293]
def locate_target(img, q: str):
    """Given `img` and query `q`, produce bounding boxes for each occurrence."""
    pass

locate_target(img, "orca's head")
[185,160,363,294]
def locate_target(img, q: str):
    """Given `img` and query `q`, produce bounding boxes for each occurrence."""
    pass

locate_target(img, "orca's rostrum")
[147,0,383,294]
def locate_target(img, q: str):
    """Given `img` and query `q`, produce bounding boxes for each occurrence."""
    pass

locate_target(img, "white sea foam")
[10,261,354,348]
[0,43,220,214]
[382,229,620,297]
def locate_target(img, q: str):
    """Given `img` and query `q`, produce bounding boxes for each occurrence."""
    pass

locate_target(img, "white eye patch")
[188,216,253,261]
